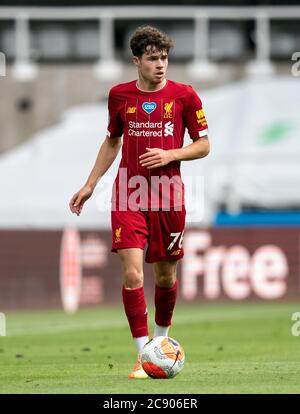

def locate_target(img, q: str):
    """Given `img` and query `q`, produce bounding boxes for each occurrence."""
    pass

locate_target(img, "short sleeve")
[183,86,209,141]
[107,88,124,138]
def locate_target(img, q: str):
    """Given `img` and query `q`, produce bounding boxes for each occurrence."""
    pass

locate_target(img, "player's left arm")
[171,135,210,161]
[139,137,209,169]
[139,86,209,169]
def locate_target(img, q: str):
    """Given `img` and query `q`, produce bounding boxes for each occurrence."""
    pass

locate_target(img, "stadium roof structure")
[0,75,299,229]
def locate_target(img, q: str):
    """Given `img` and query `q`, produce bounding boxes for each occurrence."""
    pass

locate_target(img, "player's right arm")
[69,86,124,216]
[69,135,122,216]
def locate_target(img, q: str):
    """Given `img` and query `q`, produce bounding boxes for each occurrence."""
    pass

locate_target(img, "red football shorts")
[111,206,186,263]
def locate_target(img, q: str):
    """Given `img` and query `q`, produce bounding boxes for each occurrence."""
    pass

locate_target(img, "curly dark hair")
[130,25,173,57]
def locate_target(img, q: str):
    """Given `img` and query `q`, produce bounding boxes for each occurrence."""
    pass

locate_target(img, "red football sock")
[155,280,178,327]
[122,286,149,338]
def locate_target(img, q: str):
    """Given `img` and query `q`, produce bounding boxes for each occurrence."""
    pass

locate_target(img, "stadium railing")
[0,5,300,81]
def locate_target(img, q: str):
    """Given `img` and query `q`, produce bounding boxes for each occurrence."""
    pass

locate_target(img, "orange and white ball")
[141,336,185,379]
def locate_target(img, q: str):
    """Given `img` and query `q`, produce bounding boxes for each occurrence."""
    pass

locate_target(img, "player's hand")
[69,184,94,216]
[139,147,174,169]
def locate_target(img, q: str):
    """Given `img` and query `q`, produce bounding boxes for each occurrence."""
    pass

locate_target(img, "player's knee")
[155,273,176,288]
[123,269,143,289]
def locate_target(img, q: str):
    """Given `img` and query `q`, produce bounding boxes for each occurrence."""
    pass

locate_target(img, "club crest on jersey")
[142,102,157,114]
[164,101,173,118]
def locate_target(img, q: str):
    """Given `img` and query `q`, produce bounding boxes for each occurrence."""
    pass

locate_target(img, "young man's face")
[134,47,168,84]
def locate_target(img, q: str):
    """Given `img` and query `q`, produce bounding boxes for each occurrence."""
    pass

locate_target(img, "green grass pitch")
[1,302,300,394]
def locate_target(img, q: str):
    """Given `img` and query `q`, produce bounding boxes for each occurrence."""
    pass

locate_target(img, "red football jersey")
[107,80,208,210]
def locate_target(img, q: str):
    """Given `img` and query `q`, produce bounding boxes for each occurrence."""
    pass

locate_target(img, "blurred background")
[0,0,300,312]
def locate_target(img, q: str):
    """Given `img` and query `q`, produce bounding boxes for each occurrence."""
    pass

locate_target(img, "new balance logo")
[126,106,136,114]
[164,121,174,137]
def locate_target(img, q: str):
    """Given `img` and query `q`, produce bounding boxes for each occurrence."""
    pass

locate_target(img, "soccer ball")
[141,336,185,379]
